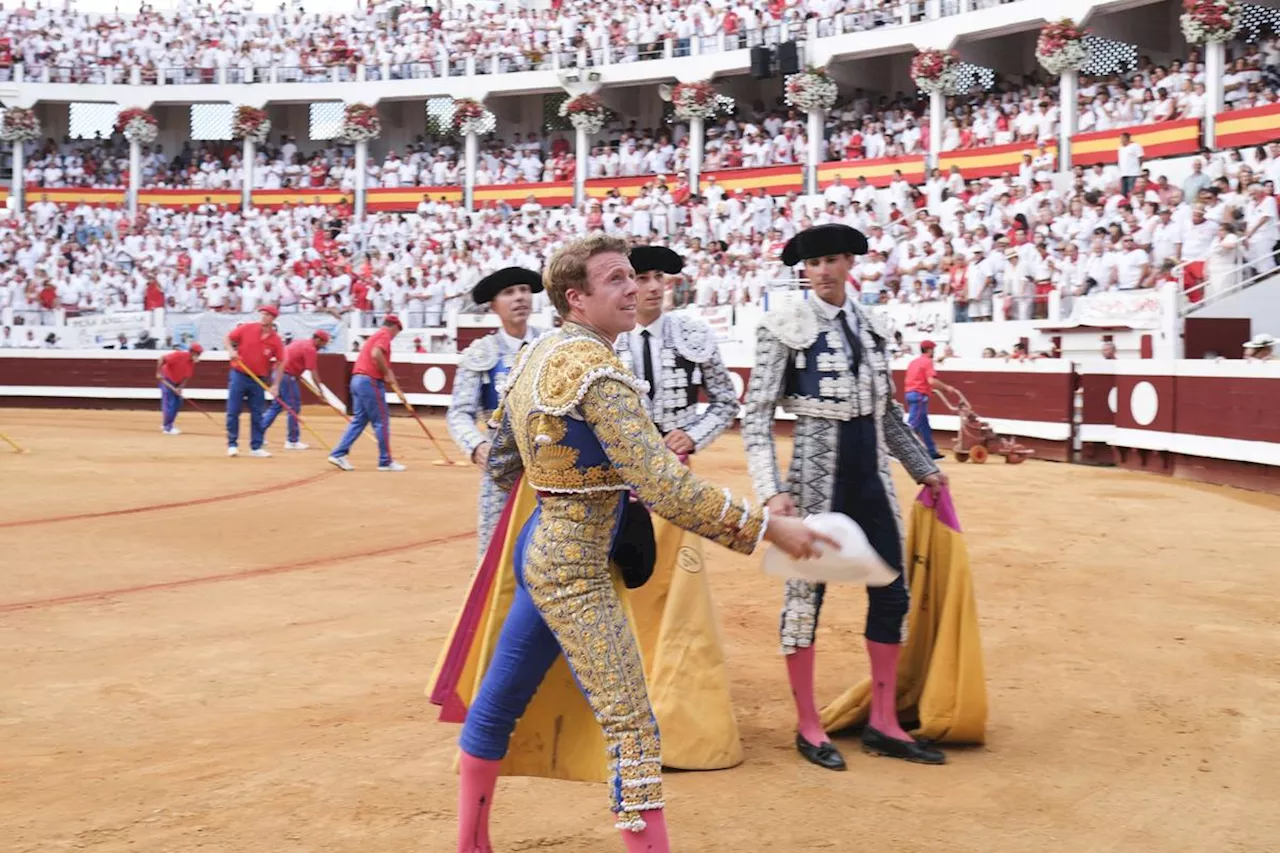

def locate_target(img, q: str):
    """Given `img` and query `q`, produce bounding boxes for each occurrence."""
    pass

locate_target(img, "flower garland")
[1180,0,1241,43]
[783,67,839,112]
[452,98,495,136]
[232,106,272,144]
[0,106,42,143]
[559,94,608,135]
[1036,19,1091,76]
[671,81,735,122]
[910,48,961,95]
[115,106,158,145]
[339,103,382,142]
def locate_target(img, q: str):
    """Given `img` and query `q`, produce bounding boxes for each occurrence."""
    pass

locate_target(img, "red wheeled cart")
[933,388,1035,464]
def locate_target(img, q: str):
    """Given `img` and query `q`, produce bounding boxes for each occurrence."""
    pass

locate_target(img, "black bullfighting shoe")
[795,734,847,771]
[860,727,947,765]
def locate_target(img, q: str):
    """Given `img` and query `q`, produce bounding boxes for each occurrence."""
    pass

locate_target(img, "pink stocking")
[866,639,912,741]
[618,808,670,853]
[786,645,829,745]
[458,752,501,853]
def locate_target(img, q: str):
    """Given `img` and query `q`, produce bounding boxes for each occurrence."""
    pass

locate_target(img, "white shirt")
[1118,142,1145,177]
[814,294,861,340]
[628,313,666,385]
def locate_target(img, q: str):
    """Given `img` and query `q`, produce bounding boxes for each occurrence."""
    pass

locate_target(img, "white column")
[128,139,141,217]
[464,131,479,212]
[574,124,588,205]
[806,109,824,196]
[1204,40,1225,148]
[11,140,24,214]
[1059,69,1077,173]
[688,116,705,193]
[354,138,368,222]
[241,137,254,214]
[928,90,944,170]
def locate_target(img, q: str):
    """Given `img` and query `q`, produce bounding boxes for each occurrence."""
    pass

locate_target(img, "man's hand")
[922,471,949,499]
[766,493,797,518]
[764,515,838,560]
[664,429,695,456]
[472,442,491,468]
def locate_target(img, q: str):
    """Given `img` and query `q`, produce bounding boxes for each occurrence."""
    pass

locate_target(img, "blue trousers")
[905,390,938,456]
[460,496,628,761]
[332,374,392,465]
[160,382,183,429]
[261,374,302,443]
[226,370,266,450]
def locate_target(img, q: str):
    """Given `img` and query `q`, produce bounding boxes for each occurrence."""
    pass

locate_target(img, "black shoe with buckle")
[860,727,947,765]
[795,733,847,771]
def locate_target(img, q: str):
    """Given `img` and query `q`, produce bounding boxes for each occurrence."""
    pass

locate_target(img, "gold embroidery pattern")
[523,491,665,828]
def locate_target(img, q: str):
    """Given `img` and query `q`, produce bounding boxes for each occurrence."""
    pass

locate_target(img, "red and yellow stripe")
[137,188,240,207]
[472,181,573,207]
[1071,119,1201,167]
[817,155,925,189]
[1213,104,1280,149]
[703,164,804,194]
[367,186,464,210]
[937,140,1057,181]
[252,189,352,208]
[10,187,127,206]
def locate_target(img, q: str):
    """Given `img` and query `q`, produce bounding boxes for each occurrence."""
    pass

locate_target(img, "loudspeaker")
[777,40,801,75]
[750,45,772,79]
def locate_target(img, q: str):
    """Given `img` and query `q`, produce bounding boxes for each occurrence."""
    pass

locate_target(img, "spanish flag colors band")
[3,111,1276,211]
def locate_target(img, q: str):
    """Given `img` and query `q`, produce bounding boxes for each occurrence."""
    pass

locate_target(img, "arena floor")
[1,408,1277,853]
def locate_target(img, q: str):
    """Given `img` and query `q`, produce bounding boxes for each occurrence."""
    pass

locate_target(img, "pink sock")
[786,645,828,745]
[458,752,501,853]
[618,808,670,853]
[866,639,912,741]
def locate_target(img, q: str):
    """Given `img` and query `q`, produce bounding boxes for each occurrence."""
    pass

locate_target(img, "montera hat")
[780,223,870,267]
[630,245,685,275]
[472,267,544,305]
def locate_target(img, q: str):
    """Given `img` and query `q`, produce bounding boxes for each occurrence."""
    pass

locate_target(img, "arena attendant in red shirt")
[223,305,285,458]
[261,329,332,450]
[328,315,404,472]
[155,343,203,435]
[904,340,956,460]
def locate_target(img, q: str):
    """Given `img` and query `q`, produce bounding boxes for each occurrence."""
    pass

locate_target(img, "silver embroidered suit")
[613,312,738,451]
[742,297,939,652]
[446,330,540,559]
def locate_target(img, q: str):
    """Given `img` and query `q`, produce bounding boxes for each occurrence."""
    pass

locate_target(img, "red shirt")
[161,350,198,385]
[905,354,937,395]
[354,328,394,380]
[228,322,284,378]
[281,339,321,378]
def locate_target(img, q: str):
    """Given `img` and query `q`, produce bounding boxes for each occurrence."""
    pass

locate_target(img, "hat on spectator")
[313,330,332,343]
[472,266,544,305]
[919,340,936,351]
[630,245,684,275]
[189,343,204,355]
[384,314,403,328]
[1244,333,1275,350]
[780,224,869,267]
[260,304,280,318]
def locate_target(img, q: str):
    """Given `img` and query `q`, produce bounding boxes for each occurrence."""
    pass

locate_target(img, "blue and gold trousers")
[459,491,664,830]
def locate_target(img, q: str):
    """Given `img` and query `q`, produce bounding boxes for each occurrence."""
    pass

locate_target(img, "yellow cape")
[427,475,742,780]
[819,490,988,744]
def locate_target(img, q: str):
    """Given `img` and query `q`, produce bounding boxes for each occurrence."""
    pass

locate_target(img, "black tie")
[835,309,863,375]
[641,330,656,400]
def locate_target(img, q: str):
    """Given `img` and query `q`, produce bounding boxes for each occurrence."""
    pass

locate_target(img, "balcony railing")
[1,0,1023,87]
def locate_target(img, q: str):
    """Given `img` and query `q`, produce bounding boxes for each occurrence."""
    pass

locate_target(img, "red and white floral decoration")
[671,81,735,122]
[232,106,272,144]
[559,94,608,135]
[0,106,42,143]
[1180,0,1241,43]
[115,107,158,145]
[452,98,494,136]
[339,103,382,143]
[910,48,961,95]
[783,67,839,112]
[1036,19,1091,76]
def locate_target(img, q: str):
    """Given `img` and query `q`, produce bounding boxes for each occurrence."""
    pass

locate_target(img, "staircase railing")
[1178,256,1278,317]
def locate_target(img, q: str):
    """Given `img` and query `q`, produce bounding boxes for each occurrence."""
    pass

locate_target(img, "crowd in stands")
[12,33,1280,193]
[4,137,1278,341]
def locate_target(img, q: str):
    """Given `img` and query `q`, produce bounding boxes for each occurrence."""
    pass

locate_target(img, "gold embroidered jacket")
[486,322,766,553]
